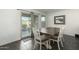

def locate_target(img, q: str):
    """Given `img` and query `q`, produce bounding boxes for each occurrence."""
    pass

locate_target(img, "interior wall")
[46,9,79,36]
[0,9,44,46]
[0,9,21,46]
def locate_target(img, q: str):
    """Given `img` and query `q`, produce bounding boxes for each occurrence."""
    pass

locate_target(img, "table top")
[41,27,59,35]
[40,27,59,39]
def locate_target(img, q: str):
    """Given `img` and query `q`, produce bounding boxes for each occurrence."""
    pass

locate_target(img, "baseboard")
[0,39,21,47]
[21,36,32,40]
[64,34,75,38]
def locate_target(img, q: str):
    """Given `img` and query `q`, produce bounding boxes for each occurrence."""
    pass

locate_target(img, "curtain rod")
[17,9,39,15]
[17,9,46,16]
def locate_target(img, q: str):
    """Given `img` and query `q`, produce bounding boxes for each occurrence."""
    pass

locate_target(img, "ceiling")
[35,9,65,14]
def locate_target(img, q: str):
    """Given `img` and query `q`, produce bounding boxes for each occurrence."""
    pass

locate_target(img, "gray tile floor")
[0,35,79,50]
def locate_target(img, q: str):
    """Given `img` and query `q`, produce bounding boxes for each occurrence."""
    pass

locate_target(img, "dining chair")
[49,27,64,50]
[32,28,49,50]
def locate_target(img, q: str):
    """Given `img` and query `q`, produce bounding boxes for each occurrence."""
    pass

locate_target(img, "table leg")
[48,40,52,49]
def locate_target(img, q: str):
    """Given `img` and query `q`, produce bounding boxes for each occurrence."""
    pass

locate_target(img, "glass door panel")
[21,14,31,38]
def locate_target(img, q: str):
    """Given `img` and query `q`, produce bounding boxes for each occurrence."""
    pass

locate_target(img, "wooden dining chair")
[49,27,64,50]
[32,28,49,50]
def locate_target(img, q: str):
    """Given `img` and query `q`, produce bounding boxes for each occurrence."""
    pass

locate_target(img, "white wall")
[0,9,44,46]
[47,9,79,36]
[0,9,21,46]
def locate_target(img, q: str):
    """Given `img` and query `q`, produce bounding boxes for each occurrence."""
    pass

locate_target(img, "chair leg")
[49,40,50,45]
[48,40,50,49]
[57,41,60,50]
[48,40,52,49]
[62,37,64,43]
[53,40,54,44]
[46,41,49,49]
[40,43,42,50]
[34,42,36,49]
[60,40,64,47]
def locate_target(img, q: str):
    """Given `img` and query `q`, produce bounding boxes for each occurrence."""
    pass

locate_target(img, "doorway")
[21,12,46,40]
[21,13,31,39]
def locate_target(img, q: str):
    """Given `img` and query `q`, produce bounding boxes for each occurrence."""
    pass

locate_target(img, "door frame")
[20,12,32,40]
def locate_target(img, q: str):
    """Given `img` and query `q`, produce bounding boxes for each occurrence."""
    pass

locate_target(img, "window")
[41,16,46,21]
[21,15,31,38]
[41,16,46,27]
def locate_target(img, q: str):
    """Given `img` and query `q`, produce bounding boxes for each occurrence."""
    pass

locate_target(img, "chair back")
[58,26,64,40]
[47,27,56,35]
[32,28,41,41]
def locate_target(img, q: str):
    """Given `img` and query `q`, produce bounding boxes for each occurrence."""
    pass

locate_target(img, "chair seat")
[36,38,49,42]
[49,35,58,40]
[36,35,49,42]
[46,33,59,40]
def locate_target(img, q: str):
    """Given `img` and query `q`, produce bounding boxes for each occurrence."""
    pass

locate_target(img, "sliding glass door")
[21,12,46,39]
[21,13,31,38]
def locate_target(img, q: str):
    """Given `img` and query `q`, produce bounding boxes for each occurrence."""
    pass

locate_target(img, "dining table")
[40,27,59,38]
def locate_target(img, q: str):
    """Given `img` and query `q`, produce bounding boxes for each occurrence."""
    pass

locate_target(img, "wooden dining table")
[40,27,59,39]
